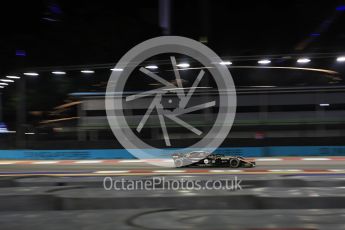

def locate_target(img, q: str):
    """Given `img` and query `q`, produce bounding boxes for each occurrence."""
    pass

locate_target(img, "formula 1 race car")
[172,151,256,168]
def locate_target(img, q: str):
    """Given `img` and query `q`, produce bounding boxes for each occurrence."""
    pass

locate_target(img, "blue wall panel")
[1,146,345,160]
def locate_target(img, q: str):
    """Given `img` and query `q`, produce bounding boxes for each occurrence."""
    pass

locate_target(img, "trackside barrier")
[1,146,345,160]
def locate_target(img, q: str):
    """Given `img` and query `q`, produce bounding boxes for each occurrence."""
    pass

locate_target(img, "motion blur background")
[2,1,345,230]
[1,1,345,157]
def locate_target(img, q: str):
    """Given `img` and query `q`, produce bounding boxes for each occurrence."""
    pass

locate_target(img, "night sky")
[1,0,345,70]
[1,0,345,127]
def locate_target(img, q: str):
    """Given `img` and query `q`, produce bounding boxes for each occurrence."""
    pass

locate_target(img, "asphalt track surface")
[1,158,345,229]
[1,157,345,176]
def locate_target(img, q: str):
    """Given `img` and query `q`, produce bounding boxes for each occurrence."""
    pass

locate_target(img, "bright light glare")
[110,68,123,71]
[145,65,158,69]
[6,75,20,79]
[0,82,8,86]
[258,59,271,64]
[249,85,276,88]
[336,56,345,62]
[0,86,4,88]
[320,103,330,107]
[1,79,14,83]
[220,61,232,65]
[297,58,311,63]
[336,5,345,11]
[24,72,39,76]
[81,70,94,73]
[176,63,190,68]
[52,71,66,75]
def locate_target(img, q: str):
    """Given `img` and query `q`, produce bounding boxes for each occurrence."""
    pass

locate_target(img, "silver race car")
[172,151,256,168]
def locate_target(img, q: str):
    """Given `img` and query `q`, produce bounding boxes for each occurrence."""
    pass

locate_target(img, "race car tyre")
[174,159,184,168]
[229,158,240,168]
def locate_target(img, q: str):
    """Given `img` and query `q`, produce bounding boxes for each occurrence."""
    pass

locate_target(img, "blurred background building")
[1,0,345,155]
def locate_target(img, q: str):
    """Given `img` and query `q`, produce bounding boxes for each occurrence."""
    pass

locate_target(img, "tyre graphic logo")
[106,36,236,167]
[126,56,215,147]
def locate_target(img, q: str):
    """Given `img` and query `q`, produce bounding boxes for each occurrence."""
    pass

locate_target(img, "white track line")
[94,170,129,174]
[153,170,186,173]
[284,169,303,172]
[269,169,302,172]
[74,160,103,164]
[268,169,303,172]
[0,161,17,165]
[268,169,285,172]
[302,158,331,161]
[32,161,59,164]
[255,158,282,161]
[209,170,243,173]
[328,169,345,172]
